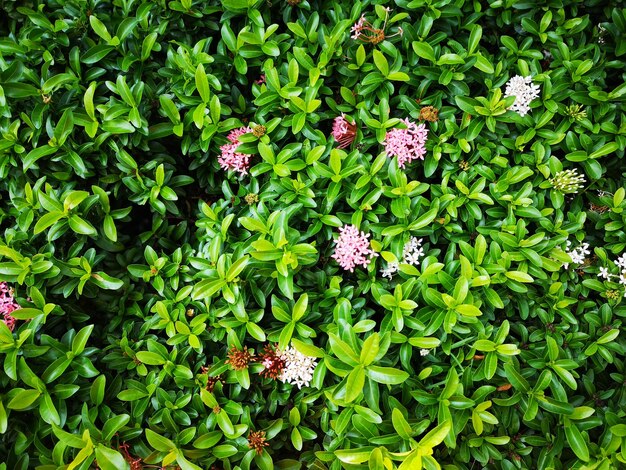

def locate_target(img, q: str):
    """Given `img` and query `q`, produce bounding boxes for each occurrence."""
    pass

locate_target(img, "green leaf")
[91,272,124,290]
[504,363,530,393]
[141,32,158,61]
[345,366,365,403]
[505,271,534,283]
[23,145,57,171]
[64,191,89,212]
[392,408,413,440]
[193,431,223,449]
[136,351,166,365]
[564,421,589,462]
[335,447,374,464]
[216,409,235,436]
[95,445,129,470]
[597,329,619,344]
[456,304,482,317]
[372,50,389,76]
[292,293,308,322]
[90,375,106,406]
[159,95,180,124]
[328,333,360,365]
[412,41,436,62]
[611,424,626,437]
[474,54,494,74]
[90,15,112,42]
[366,366,409,385]
[195,64,210,103]
[7,389,41,410]
[468,24,482,54]
[34,211,65,234]
[145,429,175,452]
[68,215,97,236]
[226,256,249,282]
[419,420,451,449]
[359,333,380,366]
[71,325,94,355]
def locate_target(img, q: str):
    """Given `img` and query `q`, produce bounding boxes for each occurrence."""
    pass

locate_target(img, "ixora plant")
[1,1,626,469]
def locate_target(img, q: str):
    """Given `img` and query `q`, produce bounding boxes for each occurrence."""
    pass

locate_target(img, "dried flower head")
[245,193,259,205]
[419,106,439,122]
[384,118,428,169]
[225,345,254,370]
[200,367,223,392]
[0,282,19,332]
[331,114,357,149]
[350,8,401,44]
[247,430,269,455]
[550,169,586,194]
[589,203,609,213]
[258,344,285,379]
[119,442,143,470]
[279,345,317,388]
[252,125,266,137]
[504,75,541,117]
[218,126,253,175]
[332,224,376,272]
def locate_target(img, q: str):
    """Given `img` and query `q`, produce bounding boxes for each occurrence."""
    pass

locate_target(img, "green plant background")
[1,0,626,469]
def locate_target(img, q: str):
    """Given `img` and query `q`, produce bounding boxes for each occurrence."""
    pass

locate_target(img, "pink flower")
[218,126,253,175]
[332,225,376,272]
[350,15,366,40]
[0,282,19,331]
[383,118,428,168]
[255,75,266,85]
[331,114,357,149]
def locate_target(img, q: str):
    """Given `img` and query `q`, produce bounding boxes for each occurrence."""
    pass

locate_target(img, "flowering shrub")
[384,118,429,168]
[0,1,625,470]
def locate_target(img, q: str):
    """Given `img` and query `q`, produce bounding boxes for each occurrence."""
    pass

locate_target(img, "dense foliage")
[1,0,626,469]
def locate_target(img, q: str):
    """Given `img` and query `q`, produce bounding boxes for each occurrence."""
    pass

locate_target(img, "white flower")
[279,346,317,389]
[402,237,425,266]
[564,242,590,269]
[381,261,399,279]
[419,349,430,356]
[504,75,541,117]
[619,273,626,287]
[614,253,626,270]
[598,267,611,279]
[381,237,425,280]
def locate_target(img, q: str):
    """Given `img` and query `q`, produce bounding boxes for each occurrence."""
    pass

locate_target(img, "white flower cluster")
[504,75,541,117]
[419,349,430,356]
[550,169,586,194]
[381,237,425,279]
[598,253,626,297]
[279,346,317,389]
[563,241,590,269]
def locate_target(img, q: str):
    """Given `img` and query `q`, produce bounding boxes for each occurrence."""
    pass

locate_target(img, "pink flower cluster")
[332,225,376,272]
[331,114,357,149]
[350,15,367,40]
[218,126,253,175]
[0,282,19,331]
[384,118,428,168]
